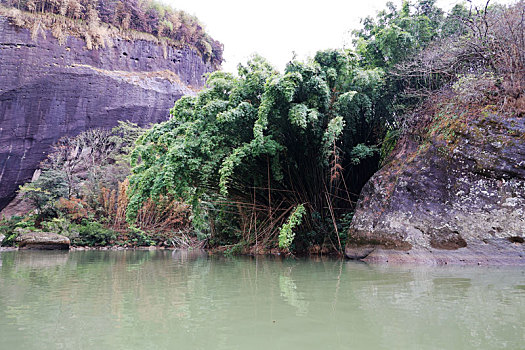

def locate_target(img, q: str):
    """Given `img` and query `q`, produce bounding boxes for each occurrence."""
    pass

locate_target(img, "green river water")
[0,250,523,350]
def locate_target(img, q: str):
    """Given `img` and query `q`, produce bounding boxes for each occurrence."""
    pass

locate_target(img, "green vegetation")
[352,0,469,115]
[0,122,192,248]
[18,169,69,221]
[126,50,392,254]
[70,221,117,246]
[278,204,306,250]
[0,0,222,66]
[0,216,34,246]
[354,0,468,69]
[3,0,523,255]
[127,0,525,254]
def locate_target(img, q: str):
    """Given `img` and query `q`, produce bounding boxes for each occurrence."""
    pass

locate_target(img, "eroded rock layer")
[0,16,213,209]
[346,105,525,265]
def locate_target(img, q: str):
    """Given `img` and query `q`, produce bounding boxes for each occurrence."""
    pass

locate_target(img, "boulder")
[346,107,525,265]
[16,232,70,250]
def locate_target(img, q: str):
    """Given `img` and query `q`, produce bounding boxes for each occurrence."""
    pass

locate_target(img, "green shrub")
[452,73,500,105]
[41,217,73,236]
[380,128,399,158]
[224,242,247,256]
[19,169,69,220]
[71,220,116,246]
[127,52,388,251]
[127,226,155,246]
[0,216,36,246]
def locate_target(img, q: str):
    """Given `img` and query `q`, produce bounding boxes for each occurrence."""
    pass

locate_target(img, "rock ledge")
[16,232,70,250]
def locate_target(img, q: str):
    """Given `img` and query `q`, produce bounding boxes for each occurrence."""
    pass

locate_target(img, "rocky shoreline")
[345,101,525,265]
[2,243,523,265]
[346,240,525,266]
[1,245,178,252]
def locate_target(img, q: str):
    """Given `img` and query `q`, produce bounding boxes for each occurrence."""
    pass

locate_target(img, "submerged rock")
[346,105,525,265]
[16,232,70,250]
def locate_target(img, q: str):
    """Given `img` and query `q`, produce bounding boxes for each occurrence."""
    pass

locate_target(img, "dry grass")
[0,5,192,53]
[98,179,191,240]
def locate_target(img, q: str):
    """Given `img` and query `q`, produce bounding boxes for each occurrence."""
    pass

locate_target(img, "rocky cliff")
[0,15,214,210]
[346,97,525,265]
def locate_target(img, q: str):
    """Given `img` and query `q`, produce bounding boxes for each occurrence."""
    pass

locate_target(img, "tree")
[127,51,389,252]
[19,169,69,218]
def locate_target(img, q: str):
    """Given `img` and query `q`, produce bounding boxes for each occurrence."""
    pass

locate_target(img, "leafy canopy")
[127,50,389,250]
[126,1,476,251]
[353,0,467,69]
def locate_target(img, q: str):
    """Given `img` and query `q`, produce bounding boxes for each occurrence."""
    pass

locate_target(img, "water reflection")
[279,274,309,316]
[0,251,523,350]
[12,250,70,269]
[171,248,208,262]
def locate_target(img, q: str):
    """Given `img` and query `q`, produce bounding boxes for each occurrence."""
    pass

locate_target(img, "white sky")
[161,0,513,73]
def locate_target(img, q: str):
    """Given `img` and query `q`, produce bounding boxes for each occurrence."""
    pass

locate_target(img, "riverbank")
[3,243,524,265]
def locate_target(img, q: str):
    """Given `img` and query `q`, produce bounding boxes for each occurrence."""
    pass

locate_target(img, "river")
[0,250,523,349]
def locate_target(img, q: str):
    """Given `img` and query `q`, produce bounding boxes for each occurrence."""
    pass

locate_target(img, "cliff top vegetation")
[0,0,223,67]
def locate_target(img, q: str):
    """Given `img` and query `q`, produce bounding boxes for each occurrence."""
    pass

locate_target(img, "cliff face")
[0,16,214,210]
[346,100,525,265]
